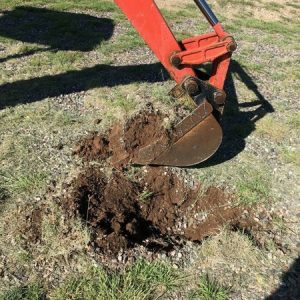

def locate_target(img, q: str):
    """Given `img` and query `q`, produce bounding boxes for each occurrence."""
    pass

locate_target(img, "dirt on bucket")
[61,166,254,257]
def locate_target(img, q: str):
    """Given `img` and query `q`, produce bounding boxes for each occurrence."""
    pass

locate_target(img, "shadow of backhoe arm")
[0,63,167,109]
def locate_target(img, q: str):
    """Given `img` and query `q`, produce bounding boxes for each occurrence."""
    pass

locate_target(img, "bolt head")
[171,55,181,68]
[227,41,237,52]
[214,91,226,105]
[184,79,199,95]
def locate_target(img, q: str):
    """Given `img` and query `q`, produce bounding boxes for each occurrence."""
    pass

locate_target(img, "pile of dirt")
[73,135,111,161]
[62,166,253,256]
[62,168,151,255]
[69,106,274,258]
[74,106,169,167]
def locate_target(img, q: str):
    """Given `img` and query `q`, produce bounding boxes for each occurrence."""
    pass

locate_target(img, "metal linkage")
[114,0,236,91]
[112,0,235,166]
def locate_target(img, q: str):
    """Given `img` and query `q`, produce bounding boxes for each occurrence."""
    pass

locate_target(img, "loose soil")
[70,106,265,258]
[74,106,169,167]
[62,166,257,257]
[21,208,43,247]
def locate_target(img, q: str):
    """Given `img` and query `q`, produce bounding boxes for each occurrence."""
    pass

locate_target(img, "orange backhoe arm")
[114,0,236,90]
[113,0,237,167]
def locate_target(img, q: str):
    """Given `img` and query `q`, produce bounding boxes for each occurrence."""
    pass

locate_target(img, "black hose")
[193,0,219,26]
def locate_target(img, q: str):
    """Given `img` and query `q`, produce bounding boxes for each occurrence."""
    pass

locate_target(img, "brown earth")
[20,208,43,247]
[74,106,169,167]
[61,166,257,257]
[73,134,111,162]
[70,107,279,258]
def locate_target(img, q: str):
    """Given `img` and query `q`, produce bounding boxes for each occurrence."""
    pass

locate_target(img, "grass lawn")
[0,0,299,299]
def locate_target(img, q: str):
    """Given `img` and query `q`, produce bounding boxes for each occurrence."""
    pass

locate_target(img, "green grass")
[51,260,182,300]
[0,105,86,199]
[0,0,118,12]
[29,51,84,72]
[255,116,289,144]
[0,171,48,196]
[232,18,299,36]
[287,3,300,10]
[0,283,44,300]
[100,27,145,55]
[235,167,271,206]
[272,215,287,233]
[139,189,154,203]
[288,112,300,130]
[279,146,300,166]
[84,84,139,114]
[151,83,174,106]
[188,275,229,300]
[110,92,137,113]
[262,1,284,11]
[197,155,271,207]
[217,0,255,6]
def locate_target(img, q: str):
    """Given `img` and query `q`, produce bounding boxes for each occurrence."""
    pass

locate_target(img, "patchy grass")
[196,230,268,291]
[255,116,289,143]
[0,0,299,299]
[151,83,175,106]
[279,146,300,166]
[235,167,271,205]
[139,189,154,203]
[50,260,181,300]
[198,154,271,206]
[100,28,145,55]
[287,3,300,9]
[40,211,90,261]
[0,0,118,12]
[0,283,44,300]
[288,112,300,130]
[188,275,229,300]
[0,171,48,196]
[84,84,139,116]
[233,18,299,36]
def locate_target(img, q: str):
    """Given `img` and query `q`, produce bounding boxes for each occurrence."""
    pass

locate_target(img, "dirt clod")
[21,208,43,245]
[74,134,111,161]
[70,106,274,260]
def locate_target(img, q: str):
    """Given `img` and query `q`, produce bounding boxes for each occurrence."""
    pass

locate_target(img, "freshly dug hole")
[62,166,255,257]
[62,168,153,255]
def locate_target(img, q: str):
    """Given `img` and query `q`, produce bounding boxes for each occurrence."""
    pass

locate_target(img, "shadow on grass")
[0,63,167,109]
[0,6,274,166]
[197,59,274,167]
[0,6,114,62]
[265,256,300,300]
[0,6,168,109]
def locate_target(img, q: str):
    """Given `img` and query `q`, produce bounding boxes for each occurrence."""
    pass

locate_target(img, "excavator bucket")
[114,0,236,166]
[131,79,226,166]
[133,105,222,167]
[150,115,222,166]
